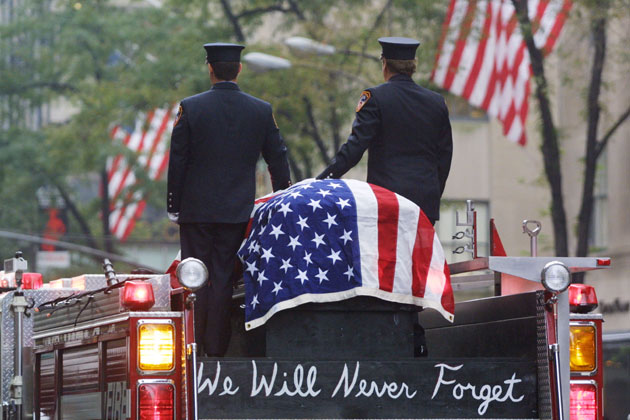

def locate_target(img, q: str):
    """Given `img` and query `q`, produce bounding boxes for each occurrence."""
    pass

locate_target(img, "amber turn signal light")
[570,324,596,372]
[138,322,175,372]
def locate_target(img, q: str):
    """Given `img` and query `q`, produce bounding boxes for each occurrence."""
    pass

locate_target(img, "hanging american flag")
[107,105,178,241]
[431,0,572,145]
[238,179,455,330]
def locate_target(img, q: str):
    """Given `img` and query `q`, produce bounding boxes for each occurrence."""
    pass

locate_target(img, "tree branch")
[236,5,291,19]
[297,146,313,179]
[219,0,245,42]
[286,0,305,20]
[218,0,308,42]
[512,0,569,256]
[595,103,630,159]
[327,90,342,153]
[339,49,381,62]
[357,0,393,72]
[53,181,99,251]
[286,149,304,181]
[78,39,103,82]
[302,96,330,164]
[575,11,608,267]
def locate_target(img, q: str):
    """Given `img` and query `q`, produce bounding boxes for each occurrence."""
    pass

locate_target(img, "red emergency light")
[570,382,597,420]
[595,258,610,266]
[138,382,175,420]
[121,281,155,311]
[568,284,598,313]
[22,273,43,290]
[0,273,43,289]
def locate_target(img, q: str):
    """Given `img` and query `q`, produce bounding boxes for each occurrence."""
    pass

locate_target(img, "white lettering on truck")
[431,363,525,415]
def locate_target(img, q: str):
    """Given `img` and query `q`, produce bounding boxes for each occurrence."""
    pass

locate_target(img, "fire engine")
[0,201,609,419]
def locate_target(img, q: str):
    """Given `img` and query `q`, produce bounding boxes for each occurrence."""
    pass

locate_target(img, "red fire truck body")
[33,311,186,419]
[0,270,200,420]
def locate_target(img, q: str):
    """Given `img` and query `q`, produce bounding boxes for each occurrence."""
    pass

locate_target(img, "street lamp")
[285,36,380,62]
[285,36,336,56]
[243,52,292,72]
[245,49,370,86]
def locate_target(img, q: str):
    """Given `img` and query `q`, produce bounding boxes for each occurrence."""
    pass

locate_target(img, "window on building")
[435,200,490,263]
[589,151,608,251]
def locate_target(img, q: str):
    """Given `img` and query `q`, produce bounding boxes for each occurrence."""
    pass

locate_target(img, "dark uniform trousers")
[180,222,247,356]
[167,82,291,357]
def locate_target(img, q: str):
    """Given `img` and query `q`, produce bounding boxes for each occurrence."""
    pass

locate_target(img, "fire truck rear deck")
[0,205,609,419]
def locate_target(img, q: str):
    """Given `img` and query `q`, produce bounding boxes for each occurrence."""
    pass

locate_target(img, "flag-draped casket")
[237,179,455,330]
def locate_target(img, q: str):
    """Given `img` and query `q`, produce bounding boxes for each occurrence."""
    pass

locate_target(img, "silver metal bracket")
[9,375,22,404]
[454,200,477,258]
[187,343,199,420]
[522,220,541,257]
[9,288,27,418]
[186,292,197,309]
[455,200,475,227]
[10,294,28,313]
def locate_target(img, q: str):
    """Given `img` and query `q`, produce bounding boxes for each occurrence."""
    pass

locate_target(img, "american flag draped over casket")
[237,179,455,330]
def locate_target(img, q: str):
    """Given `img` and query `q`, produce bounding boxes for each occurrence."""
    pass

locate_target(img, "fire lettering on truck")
[431,363,525,415]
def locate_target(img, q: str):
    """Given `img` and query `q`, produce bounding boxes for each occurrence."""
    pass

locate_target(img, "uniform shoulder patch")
[174,105,183,127]
[355,90,371,113]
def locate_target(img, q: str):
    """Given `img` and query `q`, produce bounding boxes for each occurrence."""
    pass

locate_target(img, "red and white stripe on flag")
[431,0,572,146]
[107,104,179,241]
[346,179,454,322]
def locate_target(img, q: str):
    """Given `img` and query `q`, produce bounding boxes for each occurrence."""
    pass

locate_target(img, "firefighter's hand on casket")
[316,158,344,180]
[167,212,179,223]
[316,166,334,180]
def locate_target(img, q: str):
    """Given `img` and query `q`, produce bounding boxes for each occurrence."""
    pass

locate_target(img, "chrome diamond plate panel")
[0,289,78,402]
[33,275,172,333]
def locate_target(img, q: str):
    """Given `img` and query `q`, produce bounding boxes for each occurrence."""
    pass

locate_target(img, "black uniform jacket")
[319,74,452,222]
[167,82,290,223]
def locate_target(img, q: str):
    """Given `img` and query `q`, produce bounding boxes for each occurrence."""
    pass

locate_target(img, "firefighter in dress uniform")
[167,43,291,357]
[317,37,452,357]
[317,37,453,225]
